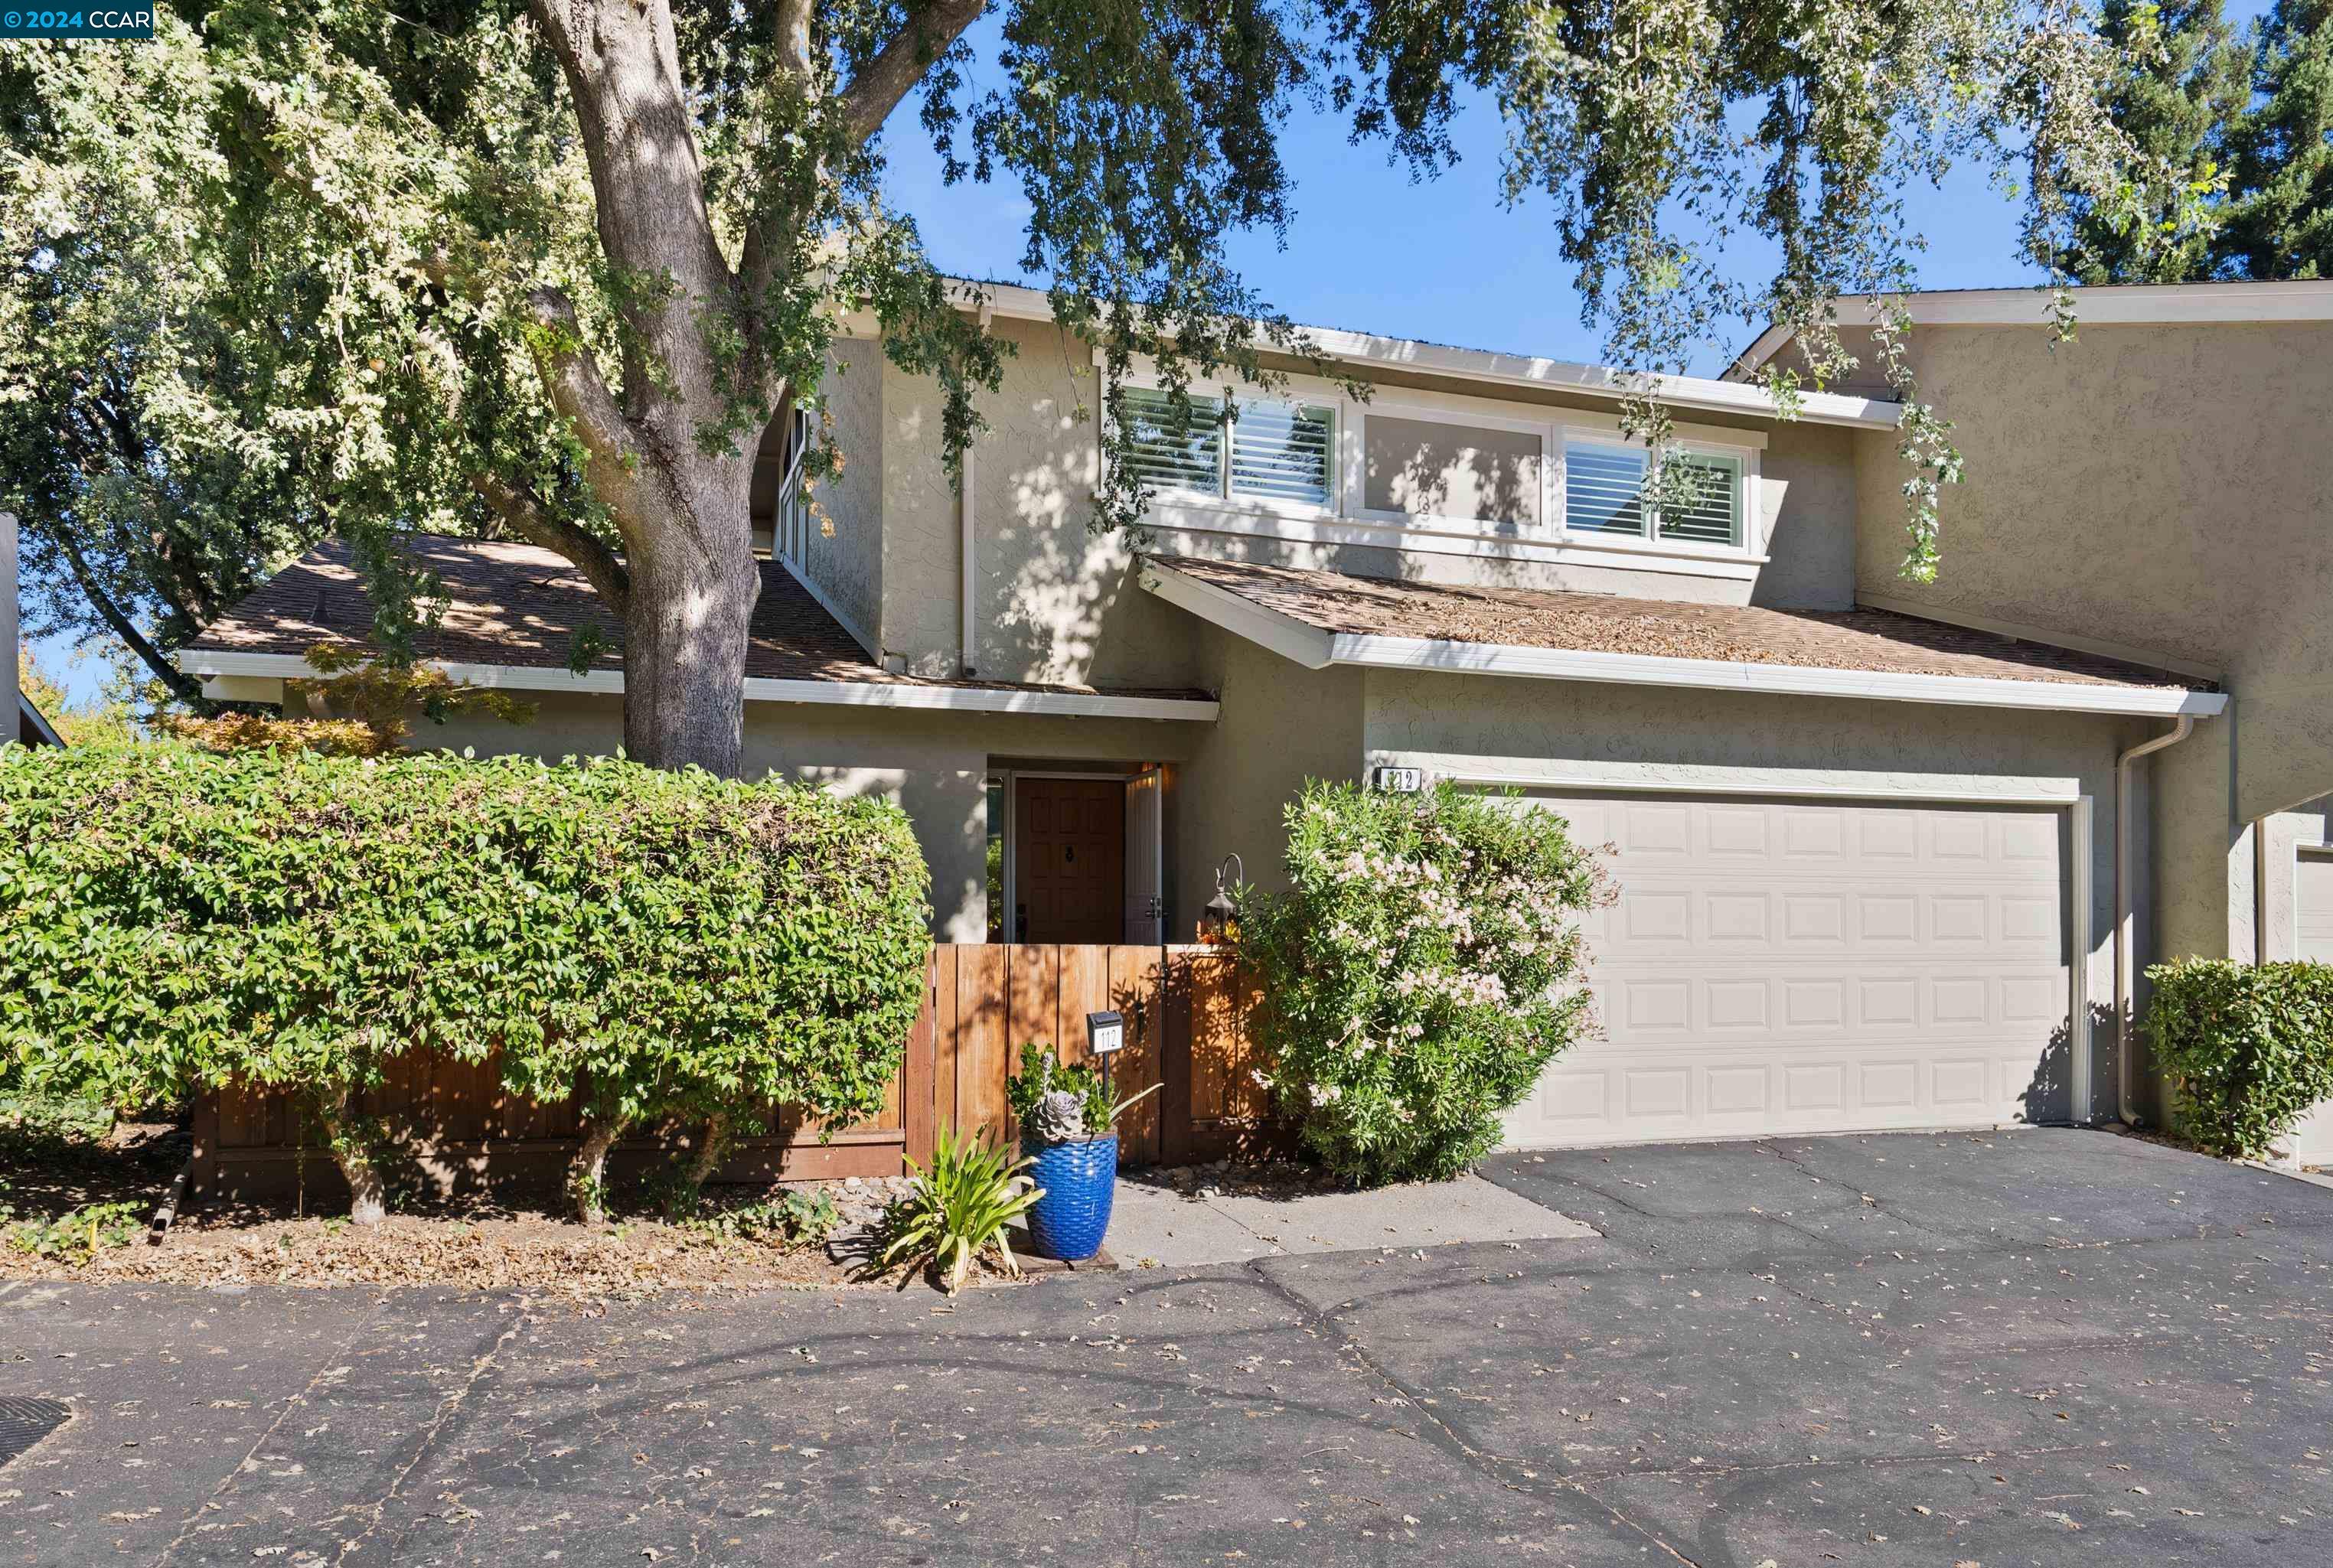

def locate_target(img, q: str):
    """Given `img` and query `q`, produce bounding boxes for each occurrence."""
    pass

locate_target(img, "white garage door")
[2288,851,2333,1163]
[1499,791,2071,1147]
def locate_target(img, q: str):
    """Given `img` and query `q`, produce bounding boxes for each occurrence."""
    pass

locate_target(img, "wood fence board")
[903,952,940,1165]
[1007,944,1060,1063]
[1160,946,1196,1164]
[1187,950,1242,1122]
[1106,945,1163,1164]
[955,944,1010,1141]
[1056,945,1111,1067]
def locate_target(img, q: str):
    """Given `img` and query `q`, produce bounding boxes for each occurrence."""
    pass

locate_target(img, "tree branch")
[839,0,988,147]
[520,284,664,546]
[471,474,633,621]
[46,523,209,707]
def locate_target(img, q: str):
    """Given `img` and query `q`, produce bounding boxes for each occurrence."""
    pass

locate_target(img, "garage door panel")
[1500,792,2070,1148]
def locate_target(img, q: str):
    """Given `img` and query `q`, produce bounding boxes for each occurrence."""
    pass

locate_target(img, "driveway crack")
[1245,1257,1705,1566]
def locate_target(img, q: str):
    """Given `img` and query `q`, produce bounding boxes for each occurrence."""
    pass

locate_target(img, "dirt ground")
[0,1103,939,1298]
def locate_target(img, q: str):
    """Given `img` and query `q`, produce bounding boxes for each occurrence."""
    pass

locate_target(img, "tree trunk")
[684,1110,734,1198]
[620,478,761,776]
[569,1115,628,1224]
[312,1092,387,1227]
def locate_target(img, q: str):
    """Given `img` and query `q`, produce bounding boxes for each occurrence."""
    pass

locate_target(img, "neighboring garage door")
[2289,851,2333,1164]
[1497,791,2071,1147]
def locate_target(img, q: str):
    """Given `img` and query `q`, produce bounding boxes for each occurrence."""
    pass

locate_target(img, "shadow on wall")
[2022,1002,2112,1126]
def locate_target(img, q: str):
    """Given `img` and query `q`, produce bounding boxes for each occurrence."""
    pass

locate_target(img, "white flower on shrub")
[1229,780,1604,1185]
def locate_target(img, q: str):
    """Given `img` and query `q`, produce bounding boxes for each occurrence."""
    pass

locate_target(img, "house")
[180,278,2333,1153]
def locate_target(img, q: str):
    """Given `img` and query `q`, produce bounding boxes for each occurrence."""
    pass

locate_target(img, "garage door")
[2289,851,2333,1163]
[1499,791,2071,1146]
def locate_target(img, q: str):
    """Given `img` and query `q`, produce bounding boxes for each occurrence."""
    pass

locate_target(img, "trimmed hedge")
[2143,958,2333,1159]
[0,743,931,1219]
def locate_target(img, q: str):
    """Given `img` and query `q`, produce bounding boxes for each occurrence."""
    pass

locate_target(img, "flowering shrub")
[1234,781,1605,1185]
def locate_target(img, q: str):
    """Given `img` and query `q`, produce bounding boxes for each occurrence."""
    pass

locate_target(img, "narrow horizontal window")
[1121,386,1224,494]
[1656,452,1743,546]
[1229,400,1334,506]
[1562,440,1647,536]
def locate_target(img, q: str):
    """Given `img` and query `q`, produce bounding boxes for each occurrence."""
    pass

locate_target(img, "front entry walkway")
[5,1129,2331,1566]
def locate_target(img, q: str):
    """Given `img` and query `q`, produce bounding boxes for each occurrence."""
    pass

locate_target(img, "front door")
[1014,777,1127,944]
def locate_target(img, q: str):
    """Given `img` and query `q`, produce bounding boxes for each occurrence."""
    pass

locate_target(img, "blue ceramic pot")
[1021,1133,1118,1261]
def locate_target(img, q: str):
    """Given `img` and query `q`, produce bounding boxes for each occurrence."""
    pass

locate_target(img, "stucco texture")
[1852,321,2333,840]
[798,336,885,646]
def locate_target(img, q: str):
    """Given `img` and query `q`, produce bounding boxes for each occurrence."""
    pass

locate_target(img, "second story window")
[1561,438,1744,549]
[1121,386,1335,508]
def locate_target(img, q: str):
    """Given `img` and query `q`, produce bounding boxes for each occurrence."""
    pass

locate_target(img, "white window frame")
[1113,381,1340,521]
[1100,352,1768,575]
[1555,416,1765,561]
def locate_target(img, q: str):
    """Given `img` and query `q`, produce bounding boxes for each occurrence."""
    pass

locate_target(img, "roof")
[1724,278,2333,382]
[933,280,1903,432]
[181,535,1218,719]
[1142,555,2224,719]
[18,693,63,748]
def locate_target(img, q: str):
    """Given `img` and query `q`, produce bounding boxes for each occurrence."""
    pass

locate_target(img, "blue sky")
[25,11,2277,707]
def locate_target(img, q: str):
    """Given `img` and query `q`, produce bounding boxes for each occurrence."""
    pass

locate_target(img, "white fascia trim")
[1138,562,1333,668]
[1395,755,2083,804]
[1144,509,1766,583]
[174,650,1220,722]
[1324,633,2230,717]
[1724,279,2333,380]
[964,279,1901,432]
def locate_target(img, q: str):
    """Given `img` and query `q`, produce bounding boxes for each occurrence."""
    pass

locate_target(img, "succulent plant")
[1030,1087,1090,1144]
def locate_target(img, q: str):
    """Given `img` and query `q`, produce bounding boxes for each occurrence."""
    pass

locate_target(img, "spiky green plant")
[879,1126,1043,1295]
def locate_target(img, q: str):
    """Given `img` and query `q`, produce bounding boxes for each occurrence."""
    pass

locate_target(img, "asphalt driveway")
[5,1127,2331,1566]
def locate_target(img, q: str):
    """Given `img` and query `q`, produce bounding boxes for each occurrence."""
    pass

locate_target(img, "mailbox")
[1085,1010,1125,1056]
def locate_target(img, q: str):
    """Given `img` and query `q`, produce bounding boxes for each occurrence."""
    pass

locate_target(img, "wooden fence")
[193,944,1279,1202]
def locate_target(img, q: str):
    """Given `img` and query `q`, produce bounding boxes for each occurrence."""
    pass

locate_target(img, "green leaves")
[879,1126,1043,1294]
[2144,957,2333,1158]
[1233,781,1603,1187]
[0,742,932,1155]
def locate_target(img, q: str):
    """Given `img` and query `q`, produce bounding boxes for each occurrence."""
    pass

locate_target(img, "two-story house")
[184,278,2333,1152]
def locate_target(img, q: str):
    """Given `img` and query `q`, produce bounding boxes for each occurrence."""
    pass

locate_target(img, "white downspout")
[2116,715,2195,1126]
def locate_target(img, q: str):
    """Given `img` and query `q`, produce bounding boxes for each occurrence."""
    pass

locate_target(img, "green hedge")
[0,743,931,1218]
[2143,958,2333,1159]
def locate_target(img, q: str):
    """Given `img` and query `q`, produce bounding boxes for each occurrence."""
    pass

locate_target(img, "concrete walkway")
[1105,1169,1596,1266]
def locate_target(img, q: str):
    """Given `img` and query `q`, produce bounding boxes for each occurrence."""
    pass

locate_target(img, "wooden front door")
[1014,777,1126,944]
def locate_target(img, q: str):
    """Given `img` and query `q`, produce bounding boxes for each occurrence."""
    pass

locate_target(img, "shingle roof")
[1145,555,2210,693]
[187,534,1209,701]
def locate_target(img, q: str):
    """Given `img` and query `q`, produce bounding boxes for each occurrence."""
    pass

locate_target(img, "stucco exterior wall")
[799,336,886,647]
[1750,421,1858,610]
[877,354,961,675]
[1852,321,2333,834]
[1169,624,1366,932]
[1362,672,2138,1123]
[415,691,1209,944]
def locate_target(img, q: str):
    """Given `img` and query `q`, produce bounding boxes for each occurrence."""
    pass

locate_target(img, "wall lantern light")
[1197,852,1244,945]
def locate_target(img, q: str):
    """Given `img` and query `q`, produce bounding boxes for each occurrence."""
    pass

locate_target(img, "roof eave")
[174,648,1222,723]
[928,280,1903,432]
[1140,561,2224,719]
